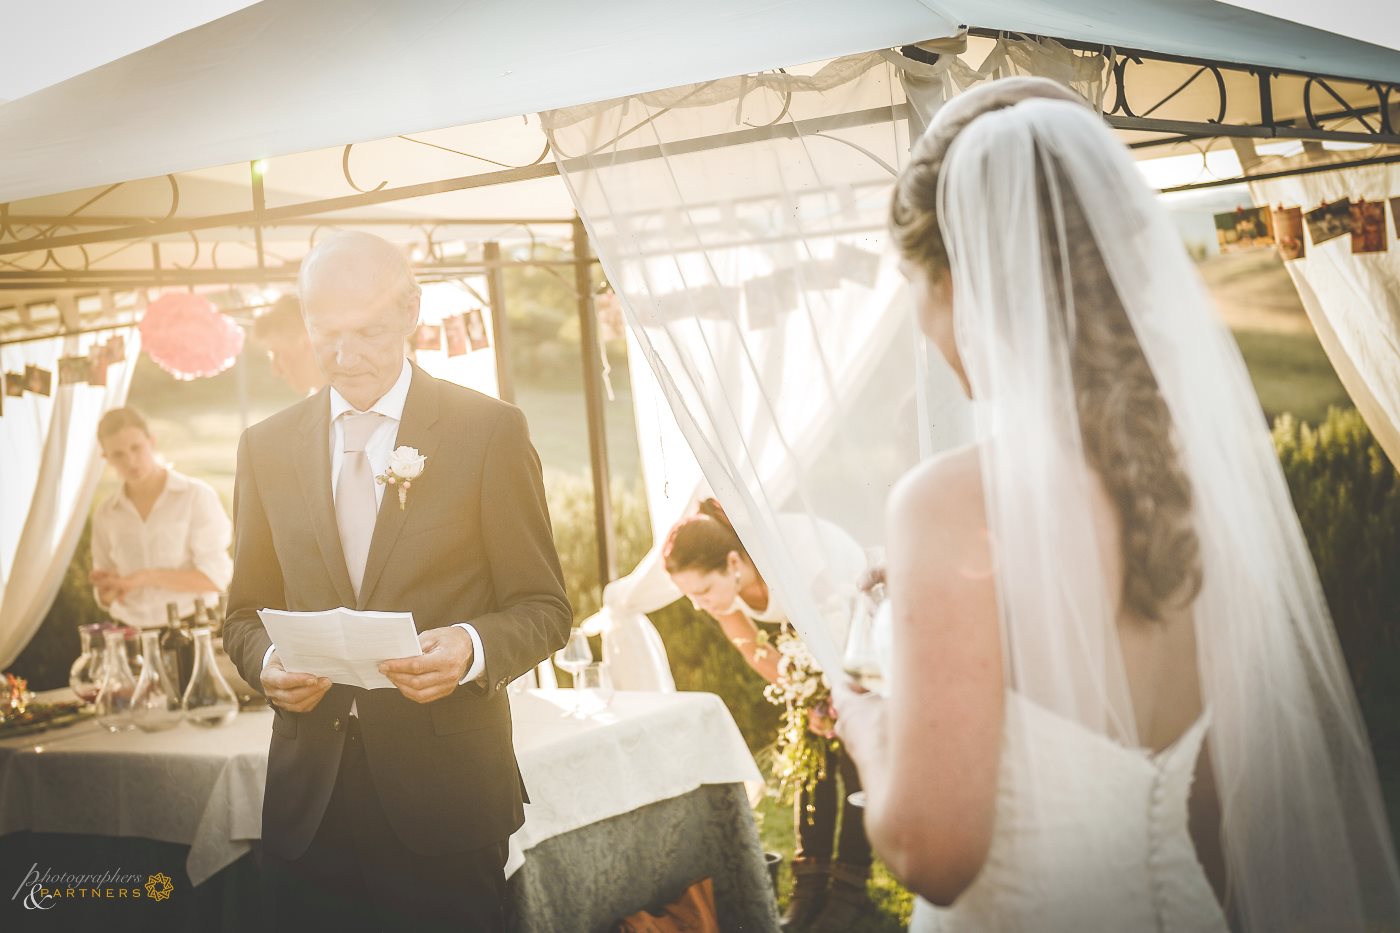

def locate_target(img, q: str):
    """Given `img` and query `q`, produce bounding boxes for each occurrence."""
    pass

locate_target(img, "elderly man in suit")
[223,231,571,932]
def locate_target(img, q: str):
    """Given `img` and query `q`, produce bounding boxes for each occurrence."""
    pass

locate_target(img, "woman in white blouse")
[89,407,233,630]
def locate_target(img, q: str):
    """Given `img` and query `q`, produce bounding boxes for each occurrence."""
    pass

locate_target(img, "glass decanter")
[94,629,137,731]
[131,630,184,732]
[68,623,107,704]
[181,627,239,728]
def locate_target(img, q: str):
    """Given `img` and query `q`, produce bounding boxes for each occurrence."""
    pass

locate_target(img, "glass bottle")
[68,623,107,704]
[94,629,137,731]
[132,631,183,732]
[182,627,239,728]
[214,592,228,637]
[160,604,195,696]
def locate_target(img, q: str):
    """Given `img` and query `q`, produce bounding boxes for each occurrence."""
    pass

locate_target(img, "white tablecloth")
[0,689,760,885]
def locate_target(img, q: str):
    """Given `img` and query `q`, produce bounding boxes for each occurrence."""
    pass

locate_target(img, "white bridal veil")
[938,97,1400,930]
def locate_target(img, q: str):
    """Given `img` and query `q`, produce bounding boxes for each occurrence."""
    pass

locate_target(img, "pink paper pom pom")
[139,292,245,381]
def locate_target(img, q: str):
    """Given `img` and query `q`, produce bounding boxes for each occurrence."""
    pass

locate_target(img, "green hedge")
[1272,408,1400,750]
[10,522,103,691]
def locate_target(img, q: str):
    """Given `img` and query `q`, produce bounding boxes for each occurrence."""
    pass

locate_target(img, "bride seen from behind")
[833,76,1400,932]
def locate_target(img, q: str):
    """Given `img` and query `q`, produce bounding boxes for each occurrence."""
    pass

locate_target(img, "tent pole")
[573,217,617,593]
[483,241,515,404]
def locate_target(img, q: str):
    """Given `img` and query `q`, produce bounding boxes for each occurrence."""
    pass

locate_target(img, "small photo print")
[413,324,442,352]
[25,365,52,396]
[1305,199,1352,245]
[1272,207,1305,260]
[1391,197,1400,238]
[58,356,90,385]
[4,372,25,396]
[103,334,127,365]
[1351,200,1388,254]
[1214,206,1274,252]
[443,314,468,357]
[464,308,489,351]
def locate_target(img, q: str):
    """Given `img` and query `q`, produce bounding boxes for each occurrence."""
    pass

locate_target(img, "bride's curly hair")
[890,78,1202,622]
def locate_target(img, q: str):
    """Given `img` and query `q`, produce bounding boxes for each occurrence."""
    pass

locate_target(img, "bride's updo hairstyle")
[663,498,749,576]
[891,77,1202,622]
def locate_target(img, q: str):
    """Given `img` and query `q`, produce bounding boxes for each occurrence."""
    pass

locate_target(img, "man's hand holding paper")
[261,651,332,713]
[379,624,475,703]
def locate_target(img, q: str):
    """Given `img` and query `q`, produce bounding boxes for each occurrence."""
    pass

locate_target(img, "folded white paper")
[257,607,423,690]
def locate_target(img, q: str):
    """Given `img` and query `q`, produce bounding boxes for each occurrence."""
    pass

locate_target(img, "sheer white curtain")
[547,36,1107,675]
[0,327,141,668]
[545,52,975,672]
[1248,155,1400,465]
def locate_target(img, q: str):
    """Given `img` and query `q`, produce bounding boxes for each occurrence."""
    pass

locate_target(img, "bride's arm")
[836,451,1003,905]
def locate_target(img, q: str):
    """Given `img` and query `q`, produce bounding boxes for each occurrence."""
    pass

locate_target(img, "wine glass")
[573,662,615,717]
[842,579,889,807]
[554,629,594,716]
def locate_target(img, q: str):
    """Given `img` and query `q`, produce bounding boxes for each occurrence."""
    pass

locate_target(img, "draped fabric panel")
[546,52,976,672]
[0,327,141,668]
[551,37,1110,676]
[1248,155,1400,466]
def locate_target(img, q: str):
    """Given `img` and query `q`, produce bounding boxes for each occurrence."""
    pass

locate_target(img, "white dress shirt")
[262,359,486,712]
[91,469,233,630]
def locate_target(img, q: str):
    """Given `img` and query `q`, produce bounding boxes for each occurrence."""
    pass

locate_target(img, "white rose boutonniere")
[376,446,427,510]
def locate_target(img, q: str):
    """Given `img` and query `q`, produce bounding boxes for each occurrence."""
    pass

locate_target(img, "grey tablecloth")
[0,783,779,932]
[0,690,761,885]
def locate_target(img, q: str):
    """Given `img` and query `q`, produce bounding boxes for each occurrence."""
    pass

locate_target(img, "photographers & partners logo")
[11,863,175,909]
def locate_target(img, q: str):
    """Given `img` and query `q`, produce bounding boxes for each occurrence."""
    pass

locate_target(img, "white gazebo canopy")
[3,0,1400,206]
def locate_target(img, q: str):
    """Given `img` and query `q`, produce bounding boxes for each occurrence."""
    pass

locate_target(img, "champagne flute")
[842,578,889,807]
[843,583,888,694]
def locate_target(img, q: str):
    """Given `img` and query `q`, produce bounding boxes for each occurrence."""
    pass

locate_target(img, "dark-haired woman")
[832,75,1400,933]
[90,407,232,630]
[664,499,872,933]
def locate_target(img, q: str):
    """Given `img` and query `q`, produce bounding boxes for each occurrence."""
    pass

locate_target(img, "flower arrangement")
[0,672,90,738]
[375,445,427,510]
[3,673,33,722]
[762,625,833,815]
[139,293,245,381]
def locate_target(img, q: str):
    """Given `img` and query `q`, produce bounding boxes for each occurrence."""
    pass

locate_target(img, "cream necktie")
[336,411,385,599]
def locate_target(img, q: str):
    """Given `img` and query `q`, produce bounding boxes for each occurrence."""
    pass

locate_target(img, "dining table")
[0,686,780,932]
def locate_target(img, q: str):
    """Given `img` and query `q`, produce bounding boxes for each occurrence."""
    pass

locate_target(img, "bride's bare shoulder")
[889,442,986,530]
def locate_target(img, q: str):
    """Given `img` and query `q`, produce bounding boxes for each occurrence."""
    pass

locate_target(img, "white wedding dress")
[910,692,1229,933]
